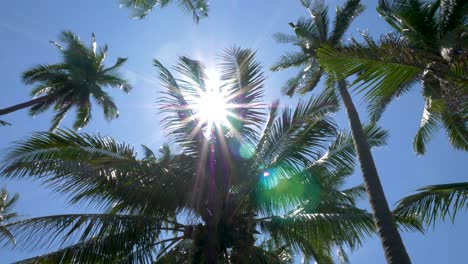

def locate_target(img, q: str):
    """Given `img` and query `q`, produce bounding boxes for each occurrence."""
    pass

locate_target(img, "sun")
[191,76,233,134]
[195,89,229,124]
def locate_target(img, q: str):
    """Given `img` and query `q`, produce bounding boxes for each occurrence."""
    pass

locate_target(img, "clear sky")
[0,0,466,263]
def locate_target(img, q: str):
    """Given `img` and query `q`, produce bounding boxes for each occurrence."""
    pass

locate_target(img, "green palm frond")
[413,98,442,154]
[440,106,468,152]
[300,0,329,42]
[259,208,374,262]
[317,34,423,102]
[394,182,468,227]
[270,51,310,72]
[120,0,208,22]
[154,58,202,155]
[438,0,467,35]
[378,0,440,48]
[177,0,209,23]
[5,214,183,263]
[73,98,92,130]
[307,123,389,182]
[288,18,322,51]
[220,47,267,141]
[1,130,197,216]
[0,188,19,246]
[272,32,301,45]
[22,64,68,86]
[256,92,338,170]
[176,56,207,94]
[330,0,365,45]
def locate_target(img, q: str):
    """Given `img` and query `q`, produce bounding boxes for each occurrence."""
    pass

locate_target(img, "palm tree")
[0,48,421,263]
[316,0,467,229]
[120,0,209,23]
[0,31,132,131]
[317,0,467,154]
[0,187,19,246]
[271,0,412,262]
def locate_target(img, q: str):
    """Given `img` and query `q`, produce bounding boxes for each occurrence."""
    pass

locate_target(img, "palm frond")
[177,0,209,23]
[273,32,301,45]
[7,214,183,263]
[259,208,374,261]
[440,106,468,151]
[22,64,67,86]
[330,0,365,45]
[154,58,202,155]
[378,0,439,48]
[219,47,267,142]
[256,92,338,170]
[307,123,389,183]
[305,0,329,42]
[73,98,92,130]
[317,34,423,102]
[270,51,310,71]
[0,188,19,246]
[394,182,468,227]
[288,18,322,50]
[413,98,442,154]
[91,88,120,121]
[120,0,208,23]
[439,0,467,35]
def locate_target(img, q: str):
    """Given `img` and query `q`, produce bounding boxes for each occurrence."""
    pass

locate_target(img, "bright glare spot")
[191,72,232,135]
[196,89,229,124]
[263,172,270,177]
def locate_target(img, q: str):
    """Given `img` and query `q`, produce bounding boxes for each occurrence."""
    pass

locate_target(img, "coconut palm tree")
[317,0,467,154]
[271,0,412,262]
[120,0,209,23]
[316,0,467,229]
[0,48,421,263]
[0,31,132,131]
[0,187,19,246]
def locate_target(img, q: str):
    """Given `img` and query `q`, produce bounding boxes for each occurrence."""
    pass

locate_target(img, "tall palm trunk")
[0,95,51,115]
[338,80,411,264]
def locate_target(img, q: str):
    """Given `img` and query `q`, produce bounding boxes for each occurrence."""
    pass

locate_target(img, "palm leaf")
[413,98,442,154]
[317,34,423,103]
[330,0,365,45]
[6,214,183,263]
[256,92,338,170]
[154,58,203,155]
[120,0,208,23]
[394,182,468,227]
[219,47,267,142]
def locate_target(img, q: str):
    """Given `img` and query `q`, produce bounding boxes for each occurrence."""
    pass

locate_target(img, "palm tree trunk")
[0,95,51,116]
[338,80,411,264]
[207,141,218,264]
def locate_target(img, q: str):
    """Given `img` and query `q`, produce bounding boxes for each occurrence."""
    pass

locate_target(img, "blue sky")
[0,0,466,263]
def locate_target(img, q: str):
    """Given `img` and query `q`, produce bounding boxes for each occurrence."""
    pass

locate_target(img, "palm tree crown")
[317,0,467,154]
[271,0,364,96]
[0,31,132,131]
[273,1,415,263]
[0,47,421,263]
